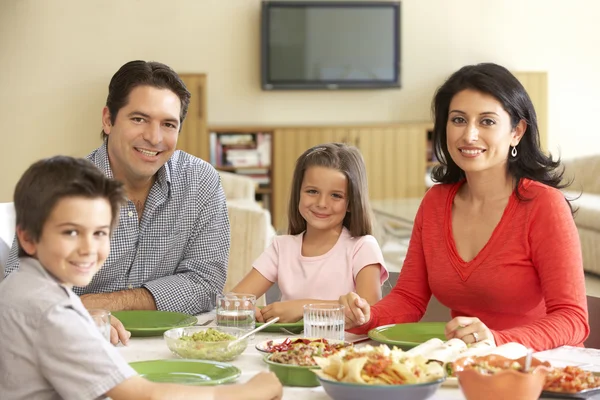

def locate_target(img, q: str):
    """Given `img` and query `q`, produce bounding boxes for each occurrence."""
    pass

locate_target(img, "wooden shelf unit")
[209,128,274,218]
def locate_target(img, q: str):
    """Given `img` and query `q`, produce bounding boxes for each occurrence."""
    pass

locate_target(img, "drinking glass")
[216,293,256,334]
[303,303,345,341]
[88,309,111,342]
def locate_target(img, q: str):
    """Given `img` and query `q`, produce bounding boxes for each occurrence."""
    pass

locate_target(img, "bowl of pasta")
[312,344,445,400]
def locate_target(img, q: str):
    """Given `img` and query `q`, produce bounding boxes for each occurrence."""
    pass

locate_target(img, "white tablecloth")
[118,314,600,400]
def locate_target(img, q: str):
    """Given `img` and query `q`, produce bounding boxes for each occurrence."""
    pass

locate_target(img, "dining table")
[118,312,600,400]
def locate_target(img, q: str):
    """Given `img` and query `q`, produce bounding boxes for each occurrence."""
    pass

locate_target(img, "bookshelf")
[208,127,274,216]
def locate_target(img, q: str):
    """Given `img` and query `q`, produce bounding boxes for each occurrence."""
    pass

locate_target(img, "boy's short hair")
[14,156,126,257]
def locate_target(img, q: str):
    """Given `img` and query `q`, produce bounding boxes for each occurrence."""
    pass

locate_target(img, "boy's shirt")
[0,257,136,400]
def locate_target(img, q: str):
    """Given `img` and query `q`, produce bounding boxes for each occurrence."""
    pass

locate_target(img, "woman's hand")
[339,292,370,330]
[260,301,304,323]
[445,316,495,345]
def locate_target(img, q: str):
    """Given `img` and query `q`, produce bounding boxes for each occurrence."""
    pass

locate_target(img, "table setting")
[107,295,600,400]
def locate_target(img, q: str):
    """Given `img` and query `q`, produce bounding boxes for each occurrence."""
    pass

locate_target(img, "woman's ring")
[472,332,479,343]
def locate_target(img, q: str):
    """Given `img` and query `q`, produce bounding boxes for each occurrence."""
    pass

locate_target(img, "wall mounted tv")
[261,1,401,90]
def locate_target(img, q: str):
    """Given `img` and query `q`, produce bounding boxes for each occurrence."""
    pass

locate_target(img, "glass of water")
[303,303,345,341]
[88,309,111,342]
[216,293,256,334]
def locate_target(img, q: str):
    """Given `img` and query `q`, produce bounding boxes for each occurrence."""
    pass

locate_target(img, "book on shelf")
[209,132,271,168]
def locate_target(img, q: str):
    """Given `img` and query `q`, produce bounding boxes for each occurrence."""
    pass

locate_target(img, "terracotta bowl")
[453,354,552,400]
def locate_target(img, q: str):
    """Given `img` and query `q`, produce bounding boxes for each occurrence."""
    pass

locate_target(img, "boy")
[0,156,281,400]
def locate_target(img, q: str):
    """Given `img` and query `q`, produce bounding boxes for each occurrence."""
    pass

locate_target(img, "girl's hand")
[255,306,265,323]
[339,292,370,330]
[260,301,304,323]
[445,316,495,345]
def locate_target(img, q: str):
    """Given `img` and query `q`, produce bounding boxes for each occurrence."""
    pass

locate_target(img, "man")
[6,60,230,317]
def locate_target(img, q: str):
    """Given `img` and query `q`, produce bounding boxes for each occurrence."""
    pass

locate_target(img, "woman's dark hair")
[14,156,126,257]
[430,62,573,213]
[287,143,373,236]
[101,60,191,140]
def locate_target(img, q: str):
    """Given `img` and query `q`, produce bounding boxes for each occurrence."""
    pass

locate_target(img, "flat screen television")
[261,1,401,90]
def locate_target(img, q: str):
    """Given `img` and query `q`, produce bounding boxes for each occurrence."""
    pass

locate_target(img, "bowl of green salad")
[163,326,248,362]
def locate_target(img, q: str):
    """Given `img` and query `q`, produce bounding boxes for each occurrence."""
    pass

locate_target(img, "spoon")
[227,317,280,350]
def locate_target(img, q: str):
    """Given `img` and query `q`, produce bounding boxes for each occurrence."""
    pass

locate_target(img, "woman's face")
[446,89,525,175]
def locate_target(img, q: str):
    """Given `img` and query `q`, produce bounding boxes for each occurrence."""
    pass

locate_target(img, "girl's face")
[446,89,524,175]
[298,166,348,234]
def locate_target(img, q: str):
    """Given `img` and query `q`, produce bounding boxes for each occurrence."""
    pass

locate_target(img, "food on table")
[459,357,528,374]
[171,328,244,361]
[268,339,349,366]
[264,338,350,353]
[544,366,600,393]
[313,344,445,385]
[405,338,527,377]
[179,327,236,342]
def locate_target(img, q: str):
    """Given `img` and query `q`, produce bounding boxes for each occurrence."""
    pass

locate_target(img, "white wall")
[0,0,598,201]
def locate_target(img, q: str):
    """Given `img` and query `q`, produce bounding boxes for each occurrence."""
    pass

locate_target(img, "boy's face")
[17,196,112,287]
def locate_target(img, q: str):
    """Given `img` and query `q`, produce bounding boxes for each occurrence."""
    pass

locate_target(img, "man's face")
[17,196,112,288]
[102,85,181,187]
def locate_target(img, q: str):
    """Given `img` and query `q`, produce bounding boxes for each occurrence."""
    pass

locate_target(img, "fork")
[196,318,215,326]
[280,328,303,336]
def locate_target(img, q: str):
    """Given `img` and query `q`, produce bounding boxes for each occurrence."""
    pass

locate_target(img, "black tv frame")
[261,1,401,90]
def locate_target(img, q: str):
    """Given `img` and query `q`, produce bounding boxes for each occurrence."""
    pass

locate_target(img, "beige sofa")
[218,171,275,305]
[563,155,600,275]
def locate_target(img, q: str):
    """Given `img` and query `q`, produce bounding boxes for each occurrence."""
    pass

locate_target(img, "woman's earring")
[511,146,518,157]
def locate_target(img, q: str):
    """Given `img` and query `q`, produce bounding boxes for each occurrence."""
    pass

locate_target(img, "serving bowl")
[453,354,551,400]
[163,326,248,362]
[316,375,445,400]
[263,353,320,387]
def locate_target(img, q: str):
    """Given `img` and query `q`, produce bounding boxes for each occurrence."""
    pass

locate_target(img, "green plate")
[130,359,241,385]
[255,320,304,334]
[368,322,446,350]
[112,310,197,337]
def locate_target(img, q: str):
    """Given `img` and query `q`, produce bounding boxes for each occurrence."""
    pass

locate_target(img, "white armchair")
[218,171,275,306]
[563,155,600,275]
[0,202,16,281]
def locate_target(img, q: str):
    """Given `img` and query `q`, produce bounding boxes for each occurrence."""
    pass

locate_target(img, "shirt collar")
[94,140,172,198]
[19,257,72,292]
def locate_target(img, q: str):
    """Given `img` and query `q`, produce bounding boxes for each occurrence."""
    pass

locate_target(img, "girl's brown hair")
[287,143,373,236]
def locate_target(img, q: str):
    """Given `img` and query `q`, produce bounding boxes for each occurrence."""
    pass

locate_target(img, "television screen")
[261,1,401,90]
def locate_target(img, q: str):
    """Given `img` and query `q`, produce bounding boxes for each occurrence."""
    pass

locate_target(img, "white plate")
[255,337,351,353]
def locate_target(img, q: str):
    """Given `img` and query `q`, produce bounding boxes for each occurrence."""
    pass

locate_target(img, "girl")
[232,143,388,323]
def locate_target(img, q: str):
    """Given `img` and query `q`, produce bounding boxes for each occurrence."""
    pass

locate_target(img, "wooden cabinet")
[177,74,208,161]
[272,124,429,232]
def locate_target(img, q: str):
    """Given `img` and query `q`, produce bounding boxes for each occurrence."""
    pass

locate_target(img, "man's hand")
[110,315,131,346]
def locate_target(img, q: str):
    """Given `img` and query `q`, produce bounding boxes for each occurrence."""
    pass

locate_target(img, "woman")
[339,63,589,351]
